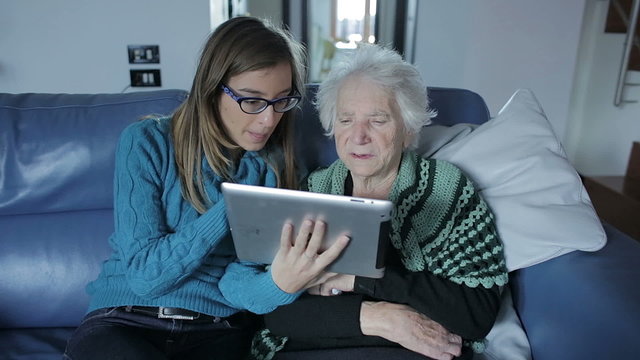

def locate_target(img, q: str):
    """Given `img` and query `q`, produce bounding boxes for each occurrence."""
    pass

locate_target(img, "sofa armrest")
[510,222,640,360]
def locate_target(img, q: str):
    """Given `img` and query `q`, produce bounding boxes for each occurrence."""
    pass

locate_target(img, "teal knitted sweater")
[87,117,297,317]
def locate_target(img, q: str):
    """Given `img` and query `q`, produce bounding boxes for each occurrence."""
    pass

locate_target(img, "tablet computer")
[222,182,393,278]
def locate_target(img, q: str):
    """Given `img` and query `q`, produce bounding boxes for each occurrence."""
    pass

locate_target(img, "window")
[306,0,377,82]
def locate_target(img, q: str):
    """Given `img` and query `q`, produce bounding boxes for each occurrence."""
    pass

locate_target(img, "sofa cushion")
[511,222,640,360]
[418,88,609,360]
[0,90,187,330]
[0,328,76,360]
[0,210,113,328]
[418,89,606,271]
[474,287,532,360]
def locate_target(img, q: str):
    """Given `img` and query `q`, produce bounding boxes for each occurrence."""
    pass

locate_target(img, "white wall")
[0,0,211,93]
[3,0,636,175]
[412,0,586,144]
[566,0,640,176]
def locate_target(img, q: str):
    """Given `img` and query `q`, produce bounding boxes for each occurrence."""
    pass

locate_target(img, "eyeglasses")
[221,84,301,114]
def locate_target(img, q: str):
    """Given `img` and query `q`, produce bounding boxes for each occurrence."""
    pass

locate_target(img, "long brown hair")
[172,17,306,213]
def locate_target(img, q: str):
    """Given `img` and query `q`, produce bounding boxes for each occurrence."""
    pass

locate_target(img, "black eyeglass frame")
[220,84,302,114]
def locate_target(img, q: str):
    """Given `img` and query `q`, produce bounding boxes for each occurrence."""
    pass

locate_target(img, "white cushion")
[419,89,607,359]
[474,288,532,360]
[418,88,606,271]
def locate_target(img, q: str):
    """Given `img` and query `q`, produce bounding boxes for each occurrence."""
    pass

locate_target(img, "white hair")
[314,43,436,148]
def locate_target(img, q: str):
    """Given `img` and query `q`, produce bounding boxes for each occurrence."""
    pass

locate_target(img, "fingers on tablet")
[280,222,294,248]
[307,220,325,254]
[293,219,314,248]
[318,234,350,264]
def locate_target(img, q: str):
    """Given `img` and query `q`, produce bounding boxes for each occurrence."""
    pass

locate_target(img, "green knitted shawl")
[250,151,508,359]
[308,151,507,288]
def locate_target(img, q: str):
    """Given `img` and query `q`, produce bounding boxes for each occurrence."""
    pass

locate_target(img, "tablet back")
[222,182,393,278]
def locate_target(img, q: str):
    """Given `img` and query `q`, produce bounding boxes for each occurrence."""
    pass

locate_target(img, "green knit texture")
[310,151,508,289]
[250,151,508,358]
[248,329,287,360]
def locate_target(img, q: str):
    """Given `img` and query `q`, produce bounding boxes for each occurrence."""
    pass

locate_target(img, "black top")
[265,244,501,336]
[264,175,502,358]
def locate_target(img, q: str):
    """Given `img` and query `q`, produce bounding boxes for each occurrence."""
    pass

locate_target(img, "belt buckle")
[157,307,199,320]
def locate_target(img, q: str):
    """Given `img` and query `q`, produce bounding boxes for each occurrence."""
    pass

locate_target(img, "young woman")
[63,17,346,360]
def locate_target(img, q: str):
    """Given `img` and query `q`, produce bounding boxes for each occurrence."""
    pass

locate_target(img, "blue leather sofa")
[1,87,638,360]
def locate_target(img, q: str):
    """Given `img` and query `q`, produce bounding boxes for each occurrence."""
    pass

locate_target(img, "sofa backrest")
[0,90,188,216]
[294,84,490,174]
[0,86,489,329]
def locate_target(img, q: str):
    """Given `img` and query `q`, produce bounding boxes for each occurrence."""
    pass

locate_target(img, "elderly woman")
[250,44,509,360]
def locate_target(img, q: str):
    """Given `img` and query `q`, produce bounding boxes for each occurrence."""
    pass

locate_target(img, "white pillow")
[474,288,532,360]
[418,88,606,271]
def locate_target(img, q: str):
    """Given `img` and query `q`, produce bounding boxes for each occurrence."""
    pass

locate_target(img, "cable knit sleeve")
[215,151,299,313]
[112,120,232,298]
[218,262,301,314]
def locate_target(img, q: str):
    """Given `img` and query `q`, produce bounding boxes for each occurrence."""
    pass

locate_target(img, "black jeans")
[63,307,256,360]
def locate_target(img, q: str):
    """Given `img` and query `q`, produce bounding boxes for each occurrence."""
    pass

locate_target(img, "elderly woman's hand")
[270,219,350,294]
[307,273,355,296]
[360,301,462,360]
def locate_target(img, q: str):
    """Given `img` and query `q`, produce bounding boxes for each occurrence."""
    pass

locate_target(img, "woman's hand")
[270,219,350,294]
[360,301,462,360]
[307,273,355,296]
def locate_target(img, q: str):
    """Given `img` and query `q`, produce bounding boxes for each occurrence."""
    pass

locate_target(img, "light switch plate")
[130,69,161,87]
[128,45,160,64]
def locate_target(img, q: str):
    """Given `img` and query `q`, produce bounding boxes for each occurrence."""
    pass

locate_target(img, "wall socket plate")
[130,69,161,87]
[128,45,160,64]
